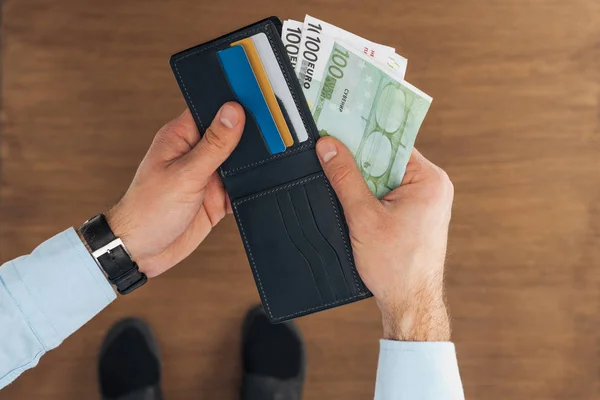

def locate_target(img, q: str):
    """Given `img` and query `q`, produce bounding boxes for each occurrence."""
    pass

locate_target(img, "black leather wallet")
[170,16,372,322]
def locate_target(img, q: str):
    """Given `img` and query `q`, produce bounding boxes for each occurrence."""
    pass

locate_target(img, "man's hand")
[316,137,454,341]
[103,103,245,278]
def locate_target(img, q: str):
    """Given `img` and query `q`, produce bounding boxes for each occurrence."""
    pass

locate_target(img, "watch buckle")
[91,238,131,260]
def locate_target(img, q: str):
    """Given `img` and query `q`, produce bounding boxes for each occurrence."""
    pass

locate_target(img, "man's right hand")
[316,137,454,341]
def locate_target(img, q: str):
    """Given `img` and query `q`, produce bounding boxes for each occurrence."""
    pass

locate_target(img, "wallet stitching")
[233,174,366,320]
[173,64,206,133]
[323,180,362,292]
[221,143,312,176]
[270,292,370,321]
[172,22,315,177]
[234,174,322,205]
[232,202,274,318]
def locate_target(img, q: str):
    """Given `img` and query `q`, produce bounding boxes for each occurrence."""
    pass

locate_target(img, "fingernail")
[317,139,337,163]
[220,104,238,129]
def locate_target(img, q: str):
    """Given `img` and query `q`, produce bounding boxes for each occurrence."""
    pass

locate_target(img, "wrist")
[106,204,156,276]
[77,213,148,294]
[77,210,135,259]
[380,246,450,341]
[380,296,450,342]
[105,204,136,256]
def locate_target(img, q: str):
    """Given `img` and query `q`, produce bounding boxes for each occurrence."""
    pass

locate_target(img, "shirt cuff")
[375,340,465,400]
[0,228,116,350]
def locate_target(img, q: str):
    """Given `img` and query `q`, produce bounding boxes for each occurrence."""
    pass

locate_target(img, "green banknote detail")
[312,42,431,198]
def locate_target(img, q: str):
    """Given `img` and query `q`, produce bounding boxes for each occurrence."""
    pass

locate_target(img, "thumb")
[180,102,245,180]
[316,136,381,216]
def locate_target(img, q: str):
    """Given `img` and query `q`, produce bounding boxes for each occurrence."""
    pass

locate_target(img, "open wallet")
[170,16,372,322]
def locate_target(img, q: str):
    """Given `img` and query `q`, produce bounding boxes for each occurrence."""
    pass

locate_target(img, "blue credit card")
[217,46,286,155]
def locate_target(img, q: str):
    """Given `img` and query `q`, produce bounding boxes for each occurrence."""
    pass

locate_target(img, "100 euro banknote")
[312,41,431,198]
[296,15,407,112]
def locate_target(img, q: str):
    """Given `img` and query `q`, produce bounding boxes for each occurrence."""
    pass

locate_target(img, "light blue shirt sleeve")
[375,340,465,399]
[0,228,116,389]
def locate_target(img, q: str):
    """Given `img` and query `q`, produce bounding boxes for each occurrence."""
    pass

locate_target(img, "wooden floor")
[2,0,600,399]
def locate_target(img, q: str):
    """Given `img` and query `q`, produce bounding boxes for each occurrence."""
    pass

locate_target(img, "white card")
[251,32,309,142]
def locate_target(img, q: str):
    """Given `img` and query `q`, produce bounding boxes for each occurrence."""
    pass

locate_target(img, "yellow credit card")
[231,38,294,147]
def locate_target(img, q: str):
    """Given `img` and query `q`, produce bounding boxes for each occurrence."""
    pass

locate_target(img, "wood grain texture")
[1,0,600,399]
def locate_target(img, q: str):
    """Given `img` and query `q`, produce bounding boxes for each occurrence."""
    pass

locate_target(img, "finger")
[202,172,230,226]
[179,102,245,181]
[384,147,454,209]
[401,148,440,185]
[205,169,233,214]
[316,136,381,216]
[147,109,201,163]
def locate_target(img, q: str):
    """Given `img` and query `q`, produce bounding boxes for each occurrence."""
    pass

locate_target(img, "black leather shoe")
[241,305,306,400]
[98,318,163,400]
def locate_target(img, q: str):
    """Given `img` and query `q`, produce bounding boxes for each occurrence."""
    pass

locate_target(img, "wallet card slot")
[171,19,318,178]
[302,176,363,296]
[171,48,273,171]
[232,173,367,321]
[233,180,327,319]
[224,146,322,200]
[276,192,337,304]
[288,186,351,300]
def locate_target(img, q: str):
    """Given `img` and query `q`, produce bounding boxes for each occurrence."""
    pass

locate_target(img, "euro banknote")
[281,17,429,197]
[311,41,431,197]
[295,15,407,111]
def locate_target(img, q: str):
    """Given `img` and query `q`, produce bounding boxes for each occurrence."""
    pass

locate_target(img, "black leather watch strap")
[79,214,147,294]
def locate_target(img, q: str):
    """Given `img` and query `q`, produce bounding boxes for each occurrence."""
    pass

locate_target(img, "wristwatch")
[79,214,147,294]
